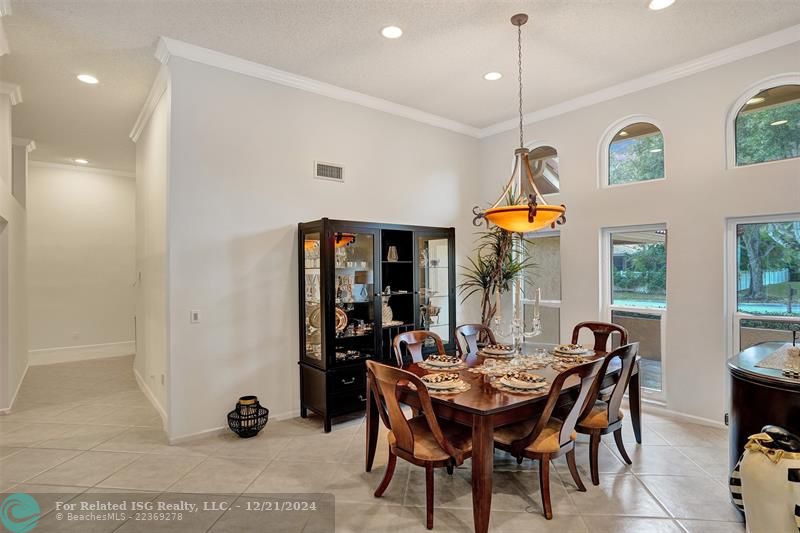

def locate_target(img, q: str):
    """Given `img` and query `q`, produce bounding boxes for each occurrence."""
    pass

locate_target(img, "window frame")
[725,73,800,170]
[724,213,800,358]
[601,223,668,403]
[598,115,667,189]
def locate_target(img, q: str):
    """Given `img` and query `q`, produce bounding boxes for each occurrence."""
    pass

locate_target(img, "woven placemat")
[756,343,800,371]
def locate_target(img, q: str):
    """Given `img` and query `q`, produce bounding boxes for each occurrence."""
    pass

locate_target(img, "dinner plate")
[425,359,460,368]
[483,346,515,356]
[421,377,464,390]
[553,344,589,355]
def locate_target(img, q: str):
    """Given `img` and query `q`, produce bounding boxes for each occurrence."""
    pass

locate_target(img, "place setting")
[477,343,516,358]
[419,372,471,395]
[418,353,468,371]
[490,370,549,394]
[549,343,596,371]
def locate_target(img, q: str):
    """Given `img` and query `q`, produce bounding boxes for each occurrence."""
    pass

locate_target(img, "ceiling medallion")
[473,13,566,234]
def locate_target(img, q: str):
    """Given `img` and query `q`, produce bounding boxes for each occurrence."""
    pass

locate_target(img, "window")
[729,217,800,352]
[735,84,800,166]
[603,226,667,399]
[523,233,561,344]
[608,122,665,185]
[523,146,560,196]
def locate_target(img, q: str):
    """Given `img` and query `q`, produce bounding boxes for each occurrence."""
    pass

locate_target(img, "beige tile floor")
[0,356,744,532]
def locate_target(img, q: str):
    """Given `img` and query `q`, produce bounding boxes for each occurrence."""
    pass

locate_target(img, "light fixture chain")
[518,22,523,149]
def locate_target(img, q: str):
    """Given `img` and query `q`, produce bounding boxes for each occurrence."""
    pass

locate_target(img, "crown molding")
[12,137,35,152]
[129,63,169,142]
[0,81,21,105]
[479,23,800,138]
[29,160,135,178]
[155,36,482,138]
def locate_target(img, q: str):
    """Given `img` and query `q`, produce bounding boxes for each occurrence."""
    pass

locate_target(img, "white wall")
[479,42,800,424]
[134,80,171,421]
[0,90,28,411]
[164,57,480,439]
[26,163,136,364]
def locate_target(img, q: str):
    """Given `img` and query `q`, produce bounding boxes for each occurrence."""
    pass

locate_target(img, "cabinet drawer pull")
[358,394,367,402]
[341,377,356,385]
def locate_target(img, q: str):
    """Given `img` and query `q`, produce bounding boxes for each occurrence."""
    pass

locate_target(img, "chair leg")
[613,428,632,465]
[425,463,434,530]
[589,430,601,486]
[565,448,586,492]
[538,455,553,520]
[446,463,454,475]
[374,452,397,497]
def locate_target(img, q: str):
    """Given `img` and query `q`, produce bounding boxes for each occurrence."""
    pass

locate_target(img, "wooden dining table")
[364,343,642,533]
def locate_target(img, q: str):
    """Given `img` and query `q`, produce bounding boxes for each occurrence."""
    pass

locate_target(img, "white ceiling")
[3,0,800,172]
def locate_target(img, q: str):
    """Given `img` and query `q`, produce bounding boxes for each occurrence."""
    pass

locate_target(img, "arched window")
[522,145,559,196]
[734,83,800,166]
[606,121,664,186]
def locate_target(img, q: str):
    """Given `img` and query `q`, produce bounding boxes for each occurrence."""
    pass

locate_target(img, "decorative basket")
[227,395,269,438]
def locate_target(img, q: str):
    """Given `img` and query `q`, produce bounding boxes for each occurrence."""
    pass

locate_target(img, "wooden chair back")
[454,324,497,358]
[511,358,605,457]
[366,360,464,462]
[571,321,629,352]
[392,330,445,366]
[580,343,639,427]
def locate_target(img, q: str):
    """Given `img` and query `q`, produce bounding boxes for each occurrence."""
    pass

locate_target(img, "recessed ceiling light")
[648,0,676,11]
[77,74,99,84]
[73,158,89,164]
[483,72,503,81]
[619,131,629,137]
[770,119,788,126]
[747,96,765,105]
[649,148,663,153]
[381,26,403,39]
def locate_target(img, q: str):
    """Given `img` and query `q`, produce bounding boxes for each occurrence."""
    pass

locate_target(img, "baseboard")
[133,367,168,431]
[0,362,29,414]
[632,400,727,429]
[168,425,227,445]
[167,408,301,445]
[28,341,135,366]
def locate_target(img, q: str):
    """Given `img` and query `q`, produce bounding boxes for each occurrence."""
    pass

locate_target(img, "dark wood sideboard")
[728,341,800,472]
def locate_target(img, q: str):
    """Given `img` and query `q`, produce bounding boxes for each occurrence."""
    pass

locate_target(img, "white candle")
[534,287,541,320]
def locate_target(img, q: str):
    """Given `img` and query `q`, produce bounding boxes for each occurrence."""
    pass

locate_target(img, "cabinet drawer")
[330,388,369,416]
[328,366,366,395]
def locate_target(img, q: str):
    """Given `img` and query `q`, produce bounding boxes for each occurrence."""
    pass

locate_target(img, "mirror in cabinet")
[418,232,454,347]
[332,230,377,365]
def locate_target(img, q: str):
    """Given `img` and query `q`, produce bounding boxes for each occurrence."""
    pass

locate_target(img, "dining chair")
[454,323,497,359]
[493,358,605,520]
[570,321,629,352]
[392,330,445,366]
[366,360,473,529]
[576,342,640,485]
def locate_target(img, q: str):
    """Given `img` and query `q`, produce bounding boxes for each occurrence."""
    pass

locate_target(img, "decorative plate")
[421,373,463,390]
[499,371,546,390]
[553,343,589,355]
[482,344,515,356]
[335,307,349,333]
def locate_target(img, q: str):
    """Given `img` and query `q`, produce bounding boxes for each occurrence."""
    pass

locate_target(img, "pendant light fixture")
[473,13,566,234]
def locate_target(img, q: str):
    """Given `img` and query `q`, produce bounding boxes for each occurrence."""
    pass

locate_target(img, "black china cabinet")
[298,218,456,432]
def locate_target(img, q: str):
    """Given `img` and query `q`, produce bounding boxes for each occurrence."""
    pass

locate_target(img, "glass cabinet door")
[417,233,453,345]
[331,229,377,364]
[302,232,323,363]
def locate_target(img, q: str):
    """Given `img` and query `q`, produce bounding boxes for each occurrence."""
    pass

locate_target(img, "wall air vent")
[314,161,344,183]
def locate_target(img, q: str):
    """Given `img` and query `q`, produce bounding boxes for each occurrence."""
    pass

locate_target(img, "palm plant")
[458,224,533,329]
